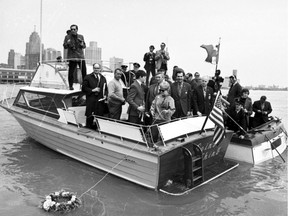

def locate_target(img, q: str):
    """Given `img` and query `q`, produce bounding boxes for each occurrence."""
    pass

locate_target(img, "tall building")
[8,49,15,68]
[8,49,25,69]
[109,57,123,71]
[25,30,44,69]
[85,41,102,65]
[43,48,61,62]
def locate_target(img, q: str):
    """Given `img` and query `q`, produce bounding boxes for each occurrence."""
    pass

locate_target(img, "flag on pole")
[208,92,225,145]
[200,44,219,64]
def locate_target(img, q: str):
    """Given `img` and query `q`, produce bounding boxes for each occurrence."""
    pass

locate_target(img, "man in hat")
[63,24,87,90]
[227,75,242,107]
[82,63,108,129]
[252,95,272,127]
[120,64,129,99]
[125,62,140,88]
[155,42,170,74]
[143,45,156,85]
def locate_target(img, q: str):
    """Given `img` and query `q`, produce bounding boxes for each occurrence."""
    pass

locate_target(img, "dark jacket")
[227,108,247,135]
[252,100,272,127]
[143,52,156,71]
[192,85,214,115]
[127,81,146,117]
[63,33,86,60]
[82,73,107,116]
[227,82,242,106]
[170,82,191,118]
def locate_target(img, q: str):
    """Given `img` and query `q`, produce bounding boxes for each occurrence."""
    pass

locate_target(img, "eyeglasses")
[159,89,166,92]
[70,28,77,31]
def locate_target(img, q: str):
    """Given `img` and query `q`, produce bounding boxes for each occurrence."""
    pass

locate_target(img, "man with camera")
[155,42,170,74]
[63,24,87,90]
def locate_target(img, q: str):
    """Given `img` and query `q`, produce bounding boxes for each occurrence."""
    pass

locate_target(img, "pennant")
[200,44,218,64]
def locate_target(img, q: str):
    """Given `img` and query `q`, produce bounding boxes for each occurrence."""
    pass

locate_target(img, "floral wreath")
[41,190,81,213]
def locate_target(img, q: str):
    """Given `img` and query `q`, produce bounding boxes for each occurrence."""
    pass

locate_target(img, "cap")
[194,72,200,76]
[133,62,140,68]
[175,67,184,73]
[161,42,166,46]
[234,98,244,106]
[149,45,155,49]
[121,65,128,69]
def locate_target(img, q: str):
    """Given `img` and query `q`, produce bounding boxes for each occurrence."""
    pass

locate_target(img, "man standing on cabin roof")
[107,68,126,120]
[143,45,156,86]
[155,42,170,74]
[82,63,108,129]
[63,24,87,90]
[127,70,147,124]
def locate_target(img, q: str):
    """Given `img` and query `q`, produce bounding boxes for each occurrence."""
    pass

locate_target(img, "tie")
[154,84,159,95]
[178,83,182,96]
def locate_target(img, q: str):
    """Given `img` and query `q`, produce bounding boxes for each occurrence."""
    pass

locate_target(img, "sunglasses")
[159,89,166,92]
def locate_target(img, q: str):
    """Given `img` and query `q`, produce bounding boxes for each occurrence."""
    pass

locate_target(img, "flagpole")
[214,37,221,73]
[39,0,43,64]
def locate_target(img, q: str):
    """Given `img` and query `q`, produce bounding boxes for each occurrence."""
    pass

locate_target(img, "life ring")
[41,190,81,212]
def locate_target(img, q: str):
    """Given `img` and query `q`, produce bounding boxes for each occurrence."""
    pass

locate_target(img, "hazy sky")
[1,0,287,87]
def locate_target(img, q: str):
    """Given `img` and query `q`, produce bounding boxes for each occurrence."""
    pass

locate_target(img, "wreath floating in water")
[41,190,81,213]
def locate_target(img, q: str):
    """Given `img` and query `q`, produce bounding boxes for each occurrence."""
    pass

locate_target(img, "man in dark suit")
[127,70,147,124]
[252,95,272,127]
[226,98,247,136]
[192,76,214,116]
[227,75,242,107]
[143,45,156,86]
[82,63,108,129]
[170,68,192,118]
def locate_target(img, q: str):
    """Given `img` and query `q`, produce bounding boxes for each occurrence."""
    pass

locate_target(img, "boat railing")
[92,115,215,148]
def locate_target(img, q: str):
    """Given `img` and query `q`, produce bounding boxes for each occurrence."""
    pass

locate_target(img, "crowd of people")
[63,24,273,137]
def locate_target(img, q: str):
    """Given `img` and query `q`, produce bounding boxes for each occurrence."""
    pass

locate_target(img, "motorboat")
[0,62,239,195]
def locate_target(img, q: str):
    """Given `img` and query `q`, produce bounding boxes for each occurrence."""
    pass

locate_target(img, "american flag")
[209,92,225,145]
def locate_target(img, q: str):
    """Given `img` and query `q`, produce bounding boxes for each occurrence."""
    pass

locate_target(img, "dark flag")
[208,92,225,145]
[200,44,218,64]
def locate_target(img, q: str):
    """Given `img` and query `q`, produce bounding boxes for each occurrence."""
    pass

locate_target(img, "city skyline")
[0,0,287,87]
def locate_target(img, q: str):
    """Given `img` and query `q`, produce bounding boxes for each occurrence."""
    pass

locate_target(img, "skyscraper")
[8,49,25,69]
[25,31,44,69]
[109,57,123,71]
[85,41,102,65]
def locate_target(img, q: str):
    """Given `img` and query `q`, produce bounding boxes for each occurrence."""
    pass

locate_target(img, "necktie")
[178,83,182,96]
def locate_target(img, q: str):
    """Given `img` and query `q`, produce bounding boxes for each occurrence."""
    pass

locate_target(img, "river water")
[0,84,287,216]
